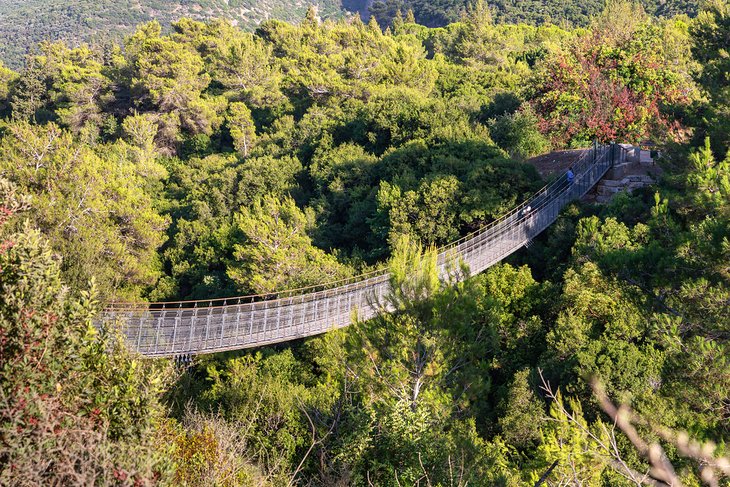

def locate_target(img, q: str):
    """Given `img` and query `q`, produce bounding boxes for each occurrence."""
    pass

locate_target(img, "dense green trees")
[1,2,729,485]
[690,0,730,158]
[0,0,349,70]
[228,195,353,293]
[0,0,708,72]
[488,105,549,160]
[369,0,701,30]
[0,122,168,299]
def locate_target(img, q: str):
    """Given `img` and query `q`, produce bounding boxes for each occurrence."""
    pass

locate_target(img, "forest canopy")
[0,1,728,485]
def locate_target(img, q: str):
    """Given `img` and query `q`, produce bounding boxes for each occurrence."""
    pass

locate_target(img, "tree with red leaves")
[529,1,694,146]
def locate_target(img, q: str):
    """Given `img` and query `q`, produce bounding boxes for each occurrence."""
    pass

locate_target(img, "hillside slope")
[0,0,701,68]
[370,0,700,29]
[0,0,362,68]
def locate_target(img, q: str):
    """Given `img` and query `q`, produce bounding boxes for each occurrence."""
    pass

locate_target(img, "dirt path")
[525,149,588,179]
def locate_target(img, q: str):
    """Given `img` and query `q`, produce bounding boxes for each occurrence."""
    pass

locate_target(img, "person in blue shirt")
[566,166,575,185]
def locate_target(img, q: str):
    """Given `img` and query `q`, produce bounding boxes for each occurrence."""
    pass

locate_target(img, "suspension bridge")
[103,143,625,357]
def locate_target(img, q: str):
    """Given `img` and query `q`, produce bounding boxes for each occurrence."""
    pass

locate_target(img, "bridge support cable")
[102,144,621,357]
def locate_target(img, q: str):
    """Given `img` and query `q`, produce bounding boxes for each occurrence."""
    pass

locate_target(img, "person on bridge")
[518,205,532,220]
[566,166,575,186]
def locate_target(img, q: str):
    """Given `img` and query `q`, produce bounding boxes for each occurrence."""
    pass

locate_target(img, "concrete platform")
[583,144,662,203]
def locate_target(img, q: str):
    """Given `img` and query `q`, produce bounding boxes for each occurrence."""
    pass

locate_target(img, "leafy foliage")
[530,4,696,145]
[0,122,169,299]
[0,3,728,485]
[0,179,173,485]
[690,0,730,158]
[228,195,353,294]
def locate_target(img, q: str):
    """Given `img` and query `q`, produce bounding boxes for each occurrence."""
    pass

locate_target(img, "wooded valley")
[0,1,728,485]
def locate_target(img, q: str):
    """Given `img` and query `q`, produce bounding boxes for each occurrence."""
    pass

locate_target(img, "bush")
[489,106,550,160]
[0,178,174,486]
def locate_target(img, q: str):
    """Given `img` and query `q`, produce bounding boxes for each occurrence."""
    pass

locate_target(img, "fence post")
[345,287,352,328]
[287,297,294,335]
[262,305,269,340]
[313,296,319,333]
[593,140,598,165]
[335,288,342,329]
[275,300,282,335]
[301,298,308,336]
[248,301,255,343]
[135,311,143,353]
[234,298,242,345]
[611,141,617,166]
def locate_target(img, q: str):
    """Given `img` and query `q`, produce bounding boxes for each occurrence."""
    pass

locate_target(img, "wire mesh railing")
[101,143,622,357]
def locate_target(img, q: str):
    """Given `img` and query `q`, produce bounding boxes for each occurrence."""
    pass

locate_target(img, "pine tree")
[303,5,319,28]
[228,195,351,293]
[10,60,48,122]
[392,9,405,32]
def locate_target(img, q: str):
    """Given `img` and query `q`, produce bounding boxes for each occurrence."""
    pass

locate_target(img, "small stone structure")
[586,144,661,203]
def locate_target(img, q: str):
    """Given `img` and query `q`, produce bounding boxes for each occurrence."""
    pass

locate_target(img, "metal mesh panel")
[105,145,619,357]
